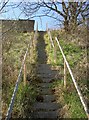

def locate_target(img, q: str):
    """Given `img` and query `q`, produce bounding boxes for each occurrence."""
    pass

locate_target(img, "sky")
[0,0,87,30]
[0,0,87,2]
[0,1,63,31]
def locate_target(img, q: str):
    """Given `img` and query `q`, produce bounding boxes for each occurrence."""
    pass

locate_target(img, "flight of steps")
[36,31,47,64]
[31,64,60,119]
[31,31,61,119]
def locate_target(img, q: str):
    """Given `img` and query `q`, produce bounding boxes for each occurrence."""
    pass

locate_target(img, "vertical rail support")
[36,21,38,33]
[46,22,48,31]
[55,37,89,119]
[64,60,67,88]
[23,62,26,86]
[54,44,57,63]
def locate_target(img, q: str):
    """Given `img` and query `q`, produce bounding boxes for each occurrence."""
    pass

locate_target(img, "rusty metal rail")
[48,30,89,119]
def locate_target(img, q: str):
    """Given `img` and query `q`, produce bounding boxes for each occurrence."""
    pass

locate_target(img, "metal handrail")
[55,37,89,119]
[48,30,89,119]
[48,30,54,48]
[5,36,32,120]
[5,23,38,120]
[47,30,57,63]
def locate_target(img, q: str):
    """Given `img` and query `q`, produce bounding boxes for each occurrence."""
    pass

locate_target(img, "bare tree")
[19,0,88,32]
[0,0,9,13]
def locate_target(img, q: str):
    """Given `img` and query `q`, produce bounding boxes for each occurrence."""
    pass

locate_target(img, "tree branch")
[43,1,65,18]
[0,0,9,13]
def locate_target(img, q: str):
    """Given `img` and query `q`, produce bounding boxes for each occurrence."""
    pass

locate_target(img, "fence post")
[64,60,67,88]
[54,44,57,63]
[46,23,48,31]
[24,62,26,86]
[36,22,38,32]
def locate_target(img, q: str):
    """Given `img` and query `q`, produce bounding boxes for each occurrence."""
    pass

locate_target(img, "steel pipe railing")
[5,27,38,119]
[48,30,89,119]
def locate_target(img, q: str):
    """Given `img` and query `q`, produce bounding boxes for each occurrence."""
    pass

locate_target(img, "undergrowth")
[44,27,88,118]
[2,31,38,118]
[12,83,38,118]
[52,78,87,118]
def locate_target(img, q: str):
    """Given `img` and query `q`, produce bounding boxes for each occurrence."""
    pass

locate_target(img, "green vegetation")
[2,31,38,118]
[52,80,86,118]
[12,83,38,118]
[45,31,85,68]
[44,27,88,118]
[2,26,88,119]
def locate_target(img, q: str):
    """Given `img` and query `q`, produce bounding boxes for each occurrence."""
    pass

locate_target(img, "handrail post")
[5,37,32,120]
[55,36,89,119]
[46,22,48,31]
[23,62,26,86]
[64,60,67,88]
[54,44,57,63]
[36,22,38,32]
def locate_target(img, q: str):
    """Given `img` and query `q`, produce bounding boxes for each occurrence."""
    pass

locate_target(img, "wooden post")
[54,45,57,63]
[64,60,67,88]
[36,22,38,32]
[46,23,48,31]
[24,62,26,86]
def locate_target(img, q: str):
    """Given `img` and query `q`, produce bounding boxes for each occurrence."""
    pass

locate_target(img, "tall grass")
[44,27,88,118]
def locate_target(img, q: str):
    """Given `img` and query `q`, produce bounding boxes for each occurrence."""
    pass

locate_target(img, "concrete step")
[37,64,51,69]
[37,78,50,83]
[37,73,56,78]
[36,70,60,78]
[37,64,51,67]
[34,78,54,83]
[36,70,52,74]
[38,83,52,88]
[33,102,59,111]
[39,88,52,95]
[41,78,55,83]
[36,75,61,83]
[37,69,51,73]
[32,110,59,118]
[36,95,56,102]
[43,95,56,102]
[37,70,59,75]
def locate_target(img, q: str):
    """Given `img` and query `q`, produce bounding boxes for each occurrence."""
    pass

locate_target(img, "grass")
[45,32,84,68]
[12,83,38,118]
[2,31,38,118]
[3,28,88,118]
[44,29,88,118]
[52,79,87,118]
